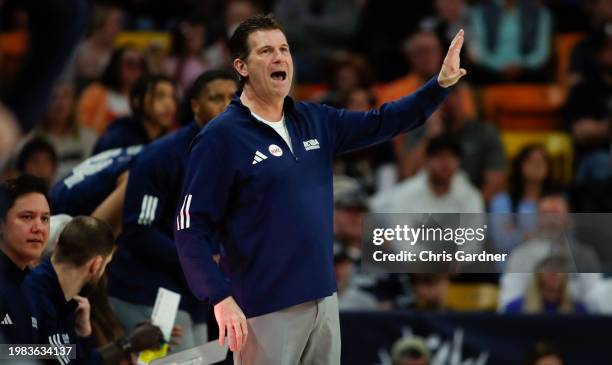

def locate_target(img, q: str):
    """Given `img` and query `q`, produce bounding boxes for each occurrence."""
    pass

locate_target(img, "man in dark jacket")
[174,14,466,364]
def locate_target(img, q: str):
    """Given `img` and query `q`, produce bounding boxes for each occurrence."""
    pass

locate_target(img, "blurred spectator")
[355,2,435,82]
[334,246,379,310]
[77,46,147,135]
[0,175,50,344]
[93,74,176,154]
[2,0,88,133]
[564,24,611,177]
[15,136,58,185]
[468,0,553,84]
[504,256,588,314]
[22,216,165,364]
[489,145,554,253]
[164,19,210,94]
[376,31,443,106]
[406,273,450,311]
[65,4,123,91]
[371,134,484,214]
[333,175,369,261]
[275,0,364,82]
[391,336,431,365]
[499,192,601,309]
[333,87,397,194]
[0,103,21,175]
[31,83,97,181]
[399,87,505,202]
[225,0,260,38]
[333,175,407,309]
[420,0,471,47]
[319,54,373,107]
[524,341,566,365]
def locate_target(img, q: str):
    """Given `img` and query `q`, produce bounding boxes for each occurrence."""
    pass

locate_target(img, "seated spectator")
[567,2,612,85]
[333,175,369,261]
[376,31,443,106]
[274,0,364,82]
[77,46,146,135]
[14,136,58,185]
[333,88,396,194]
[32,83,97,181]
[525,341,566,365]
[333,176,408,309]
[371,134,484,214]
[65,4,123,91]
[23,216,165,364]
[376,31,477,162]
[164,18,210,94]
[420,0,471,47]
[391,336,431,365]
[504,256,588,314]
[563,25,611,179]
[468,0,553,84]
[0,103,21,175]
[319,54,373,108]
[399,87,505,202]
[490,145,553,253]
[499,192,601,309]
[334,246,379,310]
[93,74,176,155]
[0,175,50,344]
[406,273,450,311]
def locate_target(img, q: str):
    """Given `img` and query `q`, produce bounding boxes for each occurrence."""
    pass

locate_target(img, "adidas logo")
[252,150,268,165]
[1,313,13,325]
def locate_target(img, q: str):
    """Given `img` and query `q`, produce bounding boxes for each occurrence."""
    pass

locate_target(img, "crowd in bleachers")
[0,0,611,364]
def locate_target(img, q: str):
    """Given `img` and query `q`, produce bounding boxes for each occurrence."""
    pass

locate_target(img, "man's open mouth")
[271,71,287,81]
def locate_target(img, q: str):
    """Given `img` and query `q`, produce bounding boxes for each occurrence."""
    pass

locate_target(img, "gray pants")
[234,293,341,365]
[109,296,208,353]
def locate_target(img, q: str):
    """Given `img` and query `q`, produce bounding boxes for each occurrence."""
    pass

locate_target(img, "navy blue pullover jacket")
[50,146,143,216]
[108,122,208,322]
[93,116,150,155]
[0,250,37,344]
[174,77,449,318]
[23,260,102,364]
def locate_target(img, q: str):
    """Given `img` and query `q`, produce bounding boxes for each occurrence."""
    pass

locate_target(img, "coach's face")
[237,29,293,100]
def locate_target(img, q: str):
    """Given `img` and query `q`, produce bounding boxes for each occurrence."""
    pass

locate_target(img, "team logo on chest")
[268,144,283,157]
[303,139,320,151]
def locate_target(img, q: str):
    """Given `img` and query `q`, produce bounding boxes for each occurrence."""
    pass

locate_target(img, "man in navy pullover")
[108,70,238,352]
[0,175,50,344]
[174,15,467,364]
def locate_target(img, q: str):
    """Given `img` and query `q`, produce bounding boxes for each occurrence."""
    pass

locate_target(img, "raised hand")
[437,29,467,88]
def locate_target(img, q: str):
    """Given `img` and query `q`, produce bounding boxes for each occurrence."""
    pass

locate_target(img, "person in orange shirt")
[376,31,476,161]
[77,46,146,135]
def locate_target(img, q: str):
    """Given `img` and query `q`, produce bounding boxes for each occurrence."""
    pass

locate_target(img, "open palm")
[437,29,467,88]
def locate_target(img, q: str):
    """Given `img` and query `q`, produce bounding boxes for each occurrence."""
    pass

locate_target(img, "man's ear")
[88,255,103,276]
[233,58,248,79]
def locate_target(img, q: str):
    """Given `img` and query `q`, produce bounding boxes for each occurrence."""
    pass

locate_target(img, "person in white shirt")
[371,134,484,214]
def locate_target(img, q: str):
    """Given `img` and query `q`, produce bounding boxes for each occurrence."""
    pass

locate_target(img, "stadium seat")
[501,131,574,183]
[293,83,328,101]
[446,283,499,311]
[114,31,171,52]
[554,32,584,88]
[481,84,565,130]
